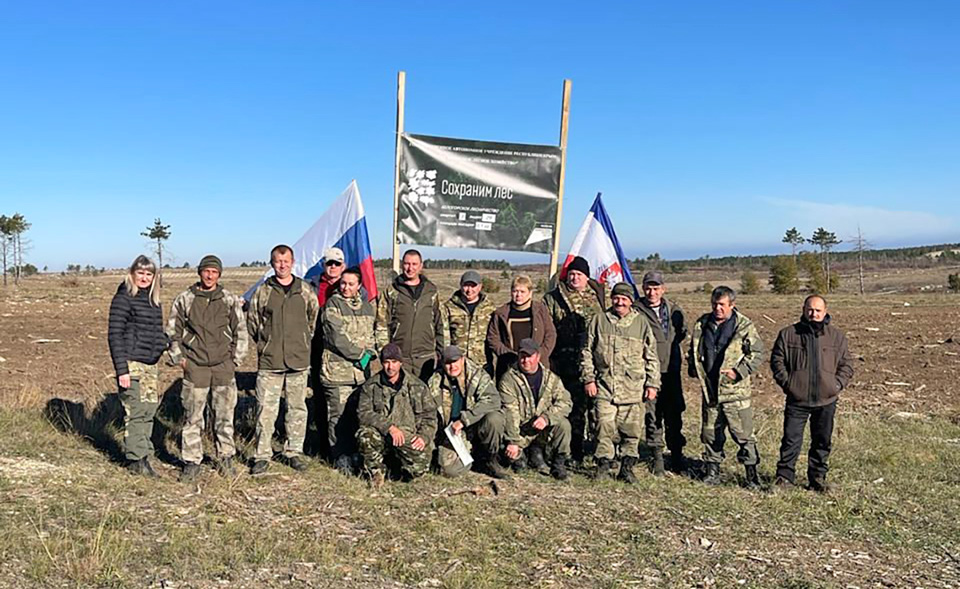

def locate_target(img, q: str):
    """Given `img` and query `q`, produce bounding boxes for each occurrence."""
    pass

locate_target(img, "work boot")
[334,455,353,476]
[668,448,687,473]
[702,462,721,485]
[484,458,512,480]
[652,448,666,477]
[510,452,528,472]
[368,470,386,489]
[808,474,829,493]
[773,476,796,493]
[250,459,270,475]
[550,454,569,481]
[618,456,638,484]
[593,457,614,479]
[286,455,308,472]
[140,457,160,478]
[125,458,144,476]
[216,456,237,478]
[528,446,550,475]
[180,463,201,483]
[744,465,761,490]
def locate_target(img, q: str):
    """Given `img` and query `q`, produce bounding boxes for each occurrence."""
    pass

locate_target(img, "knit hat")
[611,282,636,301]
[380,343,403,362]
[198,255,223,274]
[566,256,590,277]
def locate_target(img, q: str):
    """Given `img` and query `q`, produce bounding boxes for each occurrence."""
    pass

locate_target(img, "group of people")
[107,246,854,492]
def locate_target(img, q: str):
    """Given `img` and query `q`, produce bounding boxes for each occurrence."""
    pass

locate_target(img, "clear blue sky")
[2,1,958,270]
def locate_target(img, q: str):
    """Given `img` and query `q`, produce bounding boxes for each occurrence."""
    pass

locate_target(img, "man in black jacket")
[770,295,854,492]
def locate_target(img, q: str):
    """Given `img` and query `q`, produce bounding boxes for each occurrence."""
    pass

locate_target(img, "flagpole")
[549,79,572,278]
[391,71,406,275]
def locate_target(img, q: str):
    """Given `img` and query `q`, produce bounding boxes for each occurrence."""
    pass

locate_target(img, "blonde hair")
[124,255,160,306]
[511,275,533,291]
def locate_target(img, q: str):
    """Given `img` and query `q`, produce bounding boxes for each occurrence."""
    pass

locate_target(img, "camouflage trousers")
[180,360,237,465]
[119,361,160,461]
[253,370,309,461]
[701,398,759,466]
[319,382,360,461]
[356,425,433,480]
[560,372,595,461]
[595,399,644,460]
[437,410,506,478]
[513,416,572,459]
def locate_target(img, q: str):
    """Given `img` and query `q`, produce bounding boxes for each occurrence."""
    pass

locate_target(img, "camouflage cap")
[611,282,636,301]
[198,255,222,274]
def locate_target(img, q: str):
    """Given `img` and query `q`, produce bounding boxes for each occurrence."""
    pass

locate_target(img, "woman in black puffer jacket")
[108,255,168,476]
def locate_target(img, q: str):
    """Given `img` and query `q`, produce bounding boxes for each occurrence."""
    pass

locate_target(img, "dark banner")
[397,133,561,254]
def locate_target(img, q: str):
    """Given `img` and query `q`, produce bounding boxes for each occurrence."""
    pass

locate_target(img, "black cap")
[380,343,403,362]
[641,271,664,286]
[567,256,590,277]
[518,338,540,356]
[441,345,463,364]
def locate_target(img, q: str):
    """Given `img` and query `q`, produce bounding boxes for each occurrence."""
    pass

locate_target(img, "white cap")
[323,247,345,264]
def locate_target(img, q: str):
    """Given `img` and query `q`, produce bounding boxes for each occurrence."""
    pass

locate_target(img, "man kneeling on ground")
[428,345,510,479]
[356,343,437,485]
[499,339,572,481]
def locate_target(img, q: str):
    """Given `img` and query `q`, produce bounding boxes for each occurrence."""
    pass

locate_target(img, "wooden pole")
[549,79,572,278]
[391,71,407,275]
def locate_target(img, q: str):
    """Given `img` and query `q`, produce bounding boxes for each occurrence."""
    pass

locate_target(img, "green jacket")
[247,276,320,372]
[320,291,376,386]
[689,310,765,404]
[498,364,571,444]
[543,280,605,376]
[581,308,661,404]
[167,284,248,368]
[441,291,497,366]
[375,274,444,363]
[427,358,500,427]
[634,296,687,375]
[357,369,438,439]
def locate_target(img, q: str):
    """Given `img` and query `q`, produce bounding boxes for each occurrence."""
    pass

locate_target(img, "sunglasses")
[325,260,343,267]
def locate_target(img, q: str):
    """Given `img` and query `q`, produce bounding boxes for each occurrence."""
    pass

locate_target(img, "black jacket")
[108,283,167,376]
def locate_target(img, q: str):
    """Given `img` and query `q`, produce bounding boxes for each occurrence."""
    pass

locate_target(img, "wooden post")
[391,71,407,275]
[549,79,572,278]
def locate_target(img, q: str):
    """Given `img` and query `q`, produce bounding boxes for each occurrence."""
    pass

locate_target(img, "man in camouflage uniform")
[689,286,765,489]
[356,343,437,485]
[581,282,661,483]
[441,270,496,372]
[499,339,572,480]
[318,266,377,475]
[167,255,248,481]
[375,249,444,382]
[543,256,605,463]
[247,244,321,474]
[428,345,509,479]
[634,271,688,472]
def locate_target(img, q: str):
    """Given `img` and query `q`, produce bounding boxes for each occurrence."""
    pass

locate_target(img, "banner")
[562,193,636,292]
[397,134,561,254]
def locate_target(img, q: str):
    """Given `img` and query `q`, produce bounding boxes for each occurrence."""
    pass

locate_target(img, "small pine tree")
[948,273,960,293]
[769,256,800,294]
[701,282,714,294]
[481,276,501,294]
[141,218,171,286]
[740,270,761,294]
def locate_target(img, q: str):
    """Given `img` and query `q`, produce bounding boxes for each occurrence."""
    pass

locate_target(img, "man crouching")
[356,343,437,486]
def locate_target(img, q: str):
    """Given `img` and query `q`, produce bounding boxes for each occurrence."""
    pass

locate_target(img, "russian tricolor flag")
[244,180,378,301]
[561,192,636,292]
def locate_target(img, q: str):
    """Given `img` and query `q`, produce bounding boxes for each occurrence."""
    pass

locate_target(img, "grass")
[0,399,958,589]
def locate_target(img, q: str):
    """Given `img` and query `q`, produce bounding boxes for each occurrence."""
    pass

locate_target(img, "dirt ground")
[2,267,959,419]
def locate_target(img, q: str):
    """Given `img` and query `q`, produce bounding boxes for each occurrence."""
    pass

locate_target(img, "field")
[1,268,959,588]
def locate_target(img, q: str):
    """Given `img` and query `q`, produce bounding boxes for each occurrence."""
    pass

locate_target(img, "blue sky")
[2,1,958,270]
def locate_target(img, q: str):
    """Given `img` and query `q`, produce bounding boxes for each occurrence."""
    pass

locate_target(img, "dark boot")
[668,448,687,473]
[808,474,829,493]
[618,456,638,484]
[593,457,614,480]
[550,454,569,481]
[250,459,270,475]
[484,458,512,480]
[286,455,309,472]
[511,453,528,473]
[652,448,666,477]
[180,463,201,483]
[216,456,237,478]
[140,457,159,478]
[744,465,761,490]
[125,458,144,476]
[334,455,354,476]
[528,446,550,475]
[702,462,721,485]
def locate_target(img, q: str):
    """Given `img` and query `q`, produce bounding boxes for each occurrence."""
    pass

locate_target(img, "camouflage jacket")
[498,364,572,444]
[427,358,500,427]
[580,308,661,404]
[319,291,376,386]
[375,274,443,362]
[357,369,438,439]
[247,276,320,372]
[543,280,605,376]
[166,284,248,367]
[634,296,687,375]
[441,291,497,366]
[689,310,765,404]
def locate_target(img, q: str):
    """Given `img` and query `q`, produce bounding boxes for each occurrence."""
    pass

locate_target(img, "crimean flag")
[245,180,378,301]
[561,192,636,292]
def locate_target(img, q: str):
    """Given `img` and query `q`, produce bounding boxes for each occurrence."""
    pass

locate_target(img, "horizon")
[2,2,958,271]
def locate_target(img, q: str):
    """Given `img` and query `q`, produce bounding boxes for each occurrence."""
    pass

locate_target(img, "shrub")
[769,256,800,294]
[481,276,501,294]
[740,270,761,295]
[949,273,960,293]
